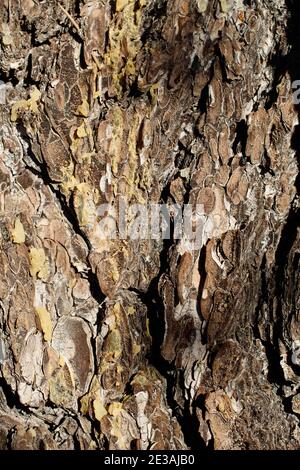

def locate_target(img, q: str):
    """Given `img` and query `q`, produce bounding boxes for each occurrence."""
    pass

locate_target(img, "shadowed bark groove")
[0,0,299,450]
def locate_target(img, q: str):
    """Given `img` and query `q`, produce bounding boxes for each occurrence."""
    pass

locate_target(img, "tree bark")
[0,0,299,450]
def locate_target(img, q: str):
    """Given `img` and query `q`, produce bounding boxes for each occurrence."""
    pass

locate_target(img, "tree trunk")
[0,0,299,450]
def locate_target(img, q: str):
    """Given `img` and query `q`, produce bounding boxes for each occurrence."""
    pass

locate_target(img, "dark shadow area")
[259,0,300,406]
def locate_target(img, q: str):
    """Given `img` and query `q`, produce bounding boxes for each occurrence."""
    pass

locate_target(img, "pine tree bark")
[0,0,299,450]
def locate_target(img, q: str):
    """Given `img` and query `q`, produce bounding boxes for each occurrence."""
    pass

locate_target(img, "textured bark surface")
[0,0,300,450]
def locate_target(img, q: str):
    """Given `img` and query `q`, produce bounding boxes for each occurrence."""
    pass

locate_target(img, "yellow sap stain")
[11,217,25,244]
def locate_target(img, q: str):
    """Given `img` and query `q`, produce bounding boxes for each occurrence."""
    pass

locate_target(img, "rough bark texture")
[0,0,300,450]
